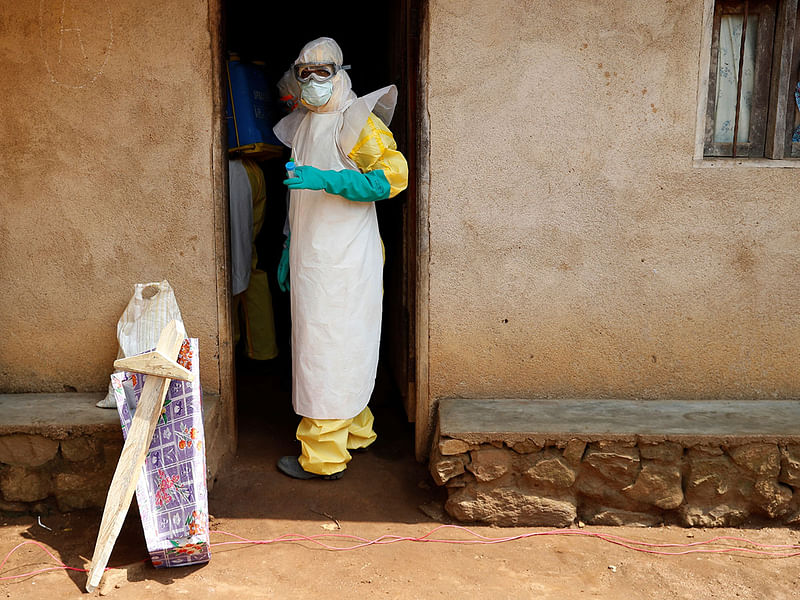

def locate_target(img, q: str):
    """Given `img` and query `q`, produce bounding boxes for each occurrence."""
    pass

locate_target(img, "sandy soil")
[2,361,800,599]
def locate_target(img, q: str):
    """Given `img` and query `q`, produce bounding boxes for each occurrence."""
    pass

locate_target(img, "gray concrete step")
[0,393,117,437]
[439,398,800,445]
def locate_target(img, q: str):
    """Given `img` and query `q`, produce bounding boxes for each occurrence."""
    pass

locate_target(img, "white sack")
[96,280,187,408]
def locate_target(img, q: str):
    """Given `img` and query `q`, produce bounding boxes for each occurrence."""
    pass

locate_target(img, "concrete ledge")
[0,392,223,514]
[0,394,118,438]
[0,392,220,437]
[440,398,800,445]
[433,399,800,527]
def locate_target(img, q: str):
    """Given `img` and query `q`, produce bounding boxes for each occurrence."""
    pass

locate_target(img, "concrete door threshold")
[431,398,800,528]
[0,392,223,514]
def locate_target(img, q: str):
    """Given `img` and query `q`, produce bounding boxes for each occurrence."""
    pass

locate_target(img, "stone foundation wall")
[432,437,800,527]
[0,432,123,514]
[0,393,227,516]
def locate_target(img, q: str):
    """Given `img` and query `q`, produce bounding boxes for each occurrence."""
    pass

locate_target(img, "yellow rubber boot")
[296,417,353,476]
[295,407,378,475]
[347,406,378,451]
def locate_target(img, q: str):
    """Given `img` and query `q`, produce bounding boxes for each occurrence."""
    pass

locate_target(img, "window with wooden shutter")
[702,0,800,161]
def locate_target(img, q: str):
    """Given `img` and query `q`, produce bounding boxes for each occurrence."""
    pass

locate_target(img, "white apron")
[288,109,383,419]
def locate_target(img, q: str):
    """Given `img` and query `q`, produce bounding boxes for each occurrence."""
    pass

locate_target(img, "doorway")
[219,1,421,462]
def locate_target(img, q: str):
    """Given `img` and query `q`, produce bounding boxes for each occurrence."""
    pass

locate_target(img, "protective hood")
[273,37,398,155]
[294,37,355,113]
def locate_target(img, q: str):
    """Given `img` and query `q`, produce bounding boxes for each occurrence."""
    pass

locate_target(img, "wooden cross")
[85,320,194,593]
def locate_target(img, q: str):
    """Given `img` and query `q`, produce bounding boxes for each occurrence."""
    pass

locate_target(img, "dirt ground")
[2,360,800,599]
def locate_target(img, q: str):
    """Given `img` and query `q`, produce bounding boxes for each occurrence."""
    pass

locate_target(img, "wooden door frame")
[413,0,432,461]
[392,0,434,461]
[209,0,237,456]
[209,0,433,461]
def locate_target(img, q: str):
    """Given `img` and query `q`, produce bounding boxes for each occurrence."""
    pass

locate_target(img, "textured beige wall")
[427,0,800,401]
[0,1,221,393]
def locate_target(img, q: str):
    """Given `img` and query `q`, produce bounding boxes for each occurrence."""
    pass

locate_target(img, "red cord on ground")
[2,525,799,582]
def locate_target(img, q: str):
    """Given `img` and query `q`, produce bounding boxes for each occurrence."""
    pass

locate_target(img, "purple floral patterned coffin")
[110,338,211,568]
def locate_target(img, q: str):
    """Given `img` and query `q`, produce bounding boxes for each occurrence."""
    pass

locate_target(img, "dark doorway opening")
[221,1,420,471]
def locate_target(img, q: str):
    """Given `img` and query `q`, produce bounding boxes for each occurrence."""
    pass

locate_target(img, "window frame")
[704,0,777,158]
[695,0,800,166]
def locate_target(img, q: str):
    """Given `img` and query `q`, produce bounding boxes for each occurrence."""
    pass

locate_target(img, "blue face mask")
[300,80,334,107]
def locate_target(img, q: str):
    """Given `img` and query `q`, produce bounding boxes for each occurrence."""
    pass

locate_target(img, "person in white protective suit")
[273,37,408,479]
[229,158,278,361]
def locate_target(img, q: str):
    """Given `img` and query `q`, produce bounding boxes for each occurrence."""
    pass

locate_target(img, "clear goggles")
[293,62,350,83]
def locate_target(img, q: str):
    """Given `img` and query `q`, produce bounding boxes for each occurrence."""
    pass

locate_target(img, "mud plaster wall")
[426,0,800,401]
[0,1,221,393]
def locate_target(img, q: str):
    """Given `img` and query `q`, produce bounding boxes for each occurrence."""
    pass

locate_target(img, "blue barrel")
[226,58,282,155]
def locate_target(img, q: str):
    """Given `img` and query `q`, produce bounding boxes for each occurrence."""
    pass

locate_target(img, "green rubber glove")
[277,233,290,292]
[283,165,391,202]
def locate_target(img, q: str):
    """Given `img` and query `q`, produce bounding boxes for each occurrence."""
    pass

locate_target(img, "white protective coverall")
[275,38,408,479]
[274,38,407,475]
